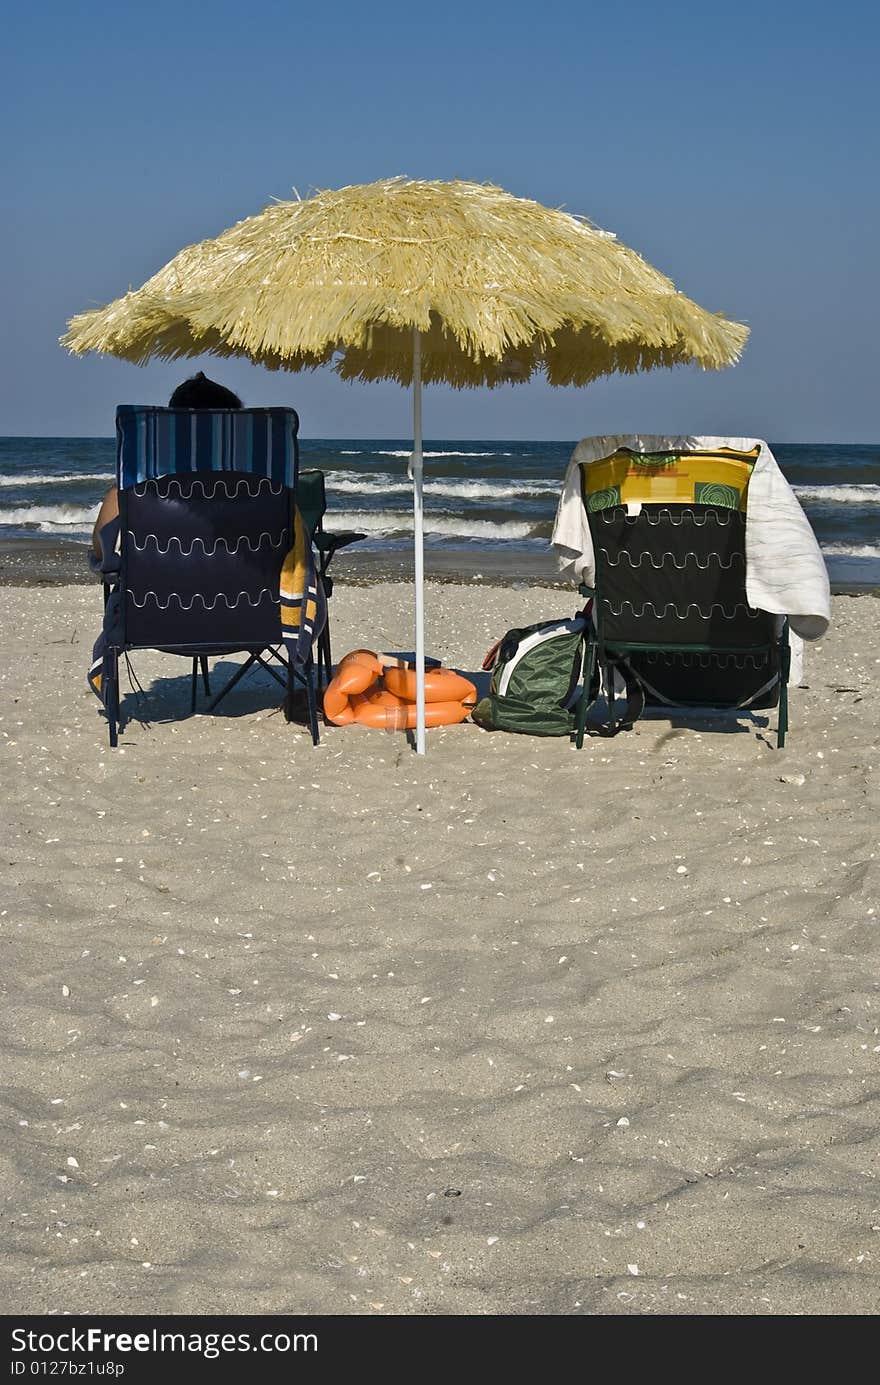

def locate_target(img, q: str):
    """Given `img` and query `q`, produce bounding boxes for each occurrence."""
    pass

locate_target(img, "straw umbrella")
[63,177,748,753]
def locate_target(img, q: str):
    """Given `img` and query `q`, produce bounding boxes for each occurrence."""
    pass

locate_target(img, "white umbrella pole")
[412,327,426,755]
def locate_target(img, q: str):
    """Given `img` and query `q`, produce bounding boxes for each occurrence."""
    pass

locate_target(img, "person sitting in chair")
[87,373,325,725]
[91,372,242,558]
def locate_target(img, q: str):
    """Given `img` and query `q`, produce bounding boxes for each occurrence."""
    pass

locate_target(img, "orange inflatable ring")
[323,651,476,730]
[322,650,383,725]
[347,694,472,730]
[383,666,477,705]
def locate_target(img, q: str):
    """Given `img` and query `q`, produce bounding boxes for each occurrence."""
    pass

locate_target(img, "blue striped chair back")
[115,405,298,488]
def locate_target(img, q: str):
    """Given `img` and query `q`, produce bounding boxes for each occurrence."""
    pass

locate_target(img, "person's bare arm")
[92,485,119,559]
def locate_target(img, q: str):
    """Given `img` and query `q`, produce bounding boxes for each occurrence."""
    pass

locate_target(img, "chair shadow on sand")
[451,668,772,745]
[454,666,770,744]
[116,656,307,732]
[114,659,770,745]
[579,695,771,742]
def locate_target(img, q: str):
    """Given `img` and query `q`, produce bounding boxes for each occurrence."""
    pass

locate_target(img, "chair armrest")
[91,554,121,576]
[90,515,122,581]
[314,530,367,556]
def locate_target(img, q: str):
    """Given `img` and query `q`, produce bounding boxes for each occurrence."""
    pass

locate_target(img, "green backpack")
[472,612,589,736]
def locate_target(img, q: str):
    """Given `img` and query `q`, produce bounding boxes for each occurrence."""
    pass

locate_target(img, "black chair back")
[120,472,293,650]
[589,504,781,709]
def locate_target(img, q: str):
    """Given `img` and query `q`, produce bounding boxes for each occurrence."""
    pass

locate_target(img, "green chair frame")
[574,593,791,751]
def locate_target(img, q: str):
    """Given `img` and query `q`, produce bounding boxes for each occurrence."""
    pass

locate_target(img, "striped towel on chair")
[280,506,326,666]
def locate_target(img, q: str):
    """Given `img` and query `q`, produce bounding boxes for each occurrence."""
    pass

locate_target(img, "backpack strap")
[595,658,646,737]
[481,637,502,671]
[618,663,647,732]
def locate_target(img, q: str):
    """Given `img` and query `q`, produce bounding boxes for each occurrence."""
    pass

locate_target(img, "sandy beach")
[1,579,878,1316]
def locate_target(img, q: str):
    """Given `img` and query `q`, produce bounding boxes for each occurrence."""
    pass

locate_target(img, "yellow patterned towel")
[280,505,326,665]
[581,446,760,513]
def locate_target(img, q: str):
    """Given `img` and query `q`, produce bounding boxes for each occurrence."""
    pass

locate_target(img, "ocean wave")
[325,509,540,540]
[338,449,513,458]
[322,472,557,500]
[406,478,555,500]
[795,484,880,504]
[821,542,880,558]
[0,472,112,488]
[0,503,96,528]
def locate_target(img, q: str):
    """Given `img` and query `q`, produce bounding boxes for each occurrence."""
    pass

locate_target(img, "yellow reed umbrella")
[63,177,748,751]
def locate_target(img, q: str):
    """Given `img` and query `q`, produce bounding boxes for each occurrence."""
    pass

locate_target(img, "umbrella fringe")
[62,178,748,385]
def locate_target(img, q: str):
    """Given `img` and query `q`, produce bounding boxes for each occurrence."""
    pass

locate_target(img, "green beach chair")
[573,445,791,748]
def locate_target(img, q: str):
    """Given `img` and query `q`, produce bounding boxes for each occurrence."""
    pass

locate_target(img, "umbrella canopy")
[63,177,747,384]
[63,177,749,753]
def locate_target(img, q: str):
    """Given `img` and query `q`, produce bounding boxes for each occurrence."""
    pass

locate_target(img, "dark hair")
[168,372,242,409]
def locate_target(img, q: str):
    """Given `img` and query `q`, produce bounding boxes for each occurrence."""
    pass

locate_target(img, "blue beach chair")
[94,406,321,746]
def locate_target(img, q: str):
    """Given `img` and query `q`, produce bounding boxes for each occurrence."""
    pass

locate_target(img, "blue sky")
[2,0,878,440]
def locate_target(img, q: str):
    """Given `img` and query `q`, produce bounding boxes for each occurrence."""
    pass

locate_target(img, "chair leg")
[284,653,295,723]
[318,554,333,689]
[313,620,329,690]
[107,651,119,748]
[252,649,289,690]
[777,624,790,749]
[204,653,260,713]
[321,622,332,688]
[304,659,320,746]
[200,657,211,696]
[777,677,788,749]
[575,640,595,749]
[314,628,332,703]
[604,660,616,735]
[190,658,199,715]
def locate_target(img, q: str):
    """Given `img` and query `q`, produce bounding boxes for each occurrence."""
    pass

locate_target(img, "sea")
[0,438,878,588]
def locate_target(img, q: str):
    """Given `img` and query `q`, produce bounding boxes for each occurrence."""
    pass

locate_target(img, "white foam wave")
[0,503,96,528]
[795,484,880,505]
[821,542,880,558]
[421,478,556,500]
[338,449,513,458]
[326,509,538,540]
[0,472,112,488]
[323,472,557,500]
